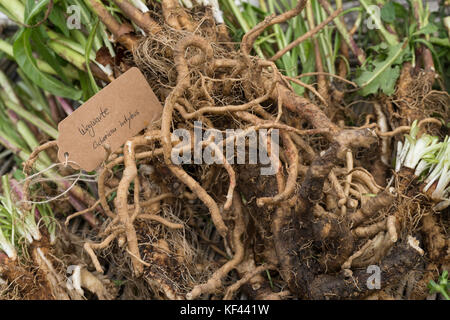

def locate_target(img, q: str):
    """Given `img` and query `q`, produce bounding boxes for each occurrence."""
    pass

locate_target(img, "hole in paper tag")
[57,67,163,171]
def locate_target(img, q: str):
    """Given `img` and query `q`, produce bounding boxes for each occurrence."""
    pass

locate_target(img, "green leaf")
[381,1,396,23]
[24,0,50,25]
[30,27,70,83]
[393,2,408,19]
[3,98,59,139]
[13,29,82,100]
[16,68,48,112]
[85,19,100,94]
[355,41,408,96]
[413,23,439,37]
[49,3,70,37]
[12,169,26,181]
[379,65,400,95]
[429,37,450,48]
[78,70,94,101]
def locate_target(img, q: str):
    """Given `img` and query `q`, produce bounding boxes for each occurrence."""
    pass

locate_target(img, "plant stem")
[0,39,79,80]
[318,0,366,64]
[47,30,96,60]
[0,0,24,23]
[226,0,265,58]
[2,99,59,139]
[48,41,87,72]
[56,97,74,115]
[16,121,52,166]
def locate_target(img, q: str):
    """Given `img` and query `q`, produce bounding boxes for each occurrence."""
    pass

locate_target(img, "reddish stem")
[56,97,74,116]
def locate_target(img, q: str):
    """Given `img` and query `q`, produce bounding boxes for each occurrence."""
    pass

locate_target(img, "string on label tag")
[19,153,98,206]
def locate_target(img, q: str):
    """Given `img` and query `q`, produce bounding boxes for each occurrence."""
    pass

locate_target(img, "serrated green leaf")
[355,42,408,96]
[379,65,400,95]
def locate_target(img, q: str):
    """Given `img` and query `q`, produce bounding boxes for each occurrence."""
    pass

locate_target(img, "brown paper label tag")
[57,67,163,171]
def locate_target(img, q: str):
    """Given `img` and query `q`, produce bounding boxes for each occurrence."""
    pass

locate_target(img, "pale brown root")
[23,141,58,174]
[78,268,116,300]
[377,117,443,137]
[97,135,163,219]
[285,76,328,106]
[113,0,162,34]
[99,216,121,238]
[98,168,117,219]
[386,215,398,243]
[328,169,347,215]
[313,203,339,221]
[84,228,124,273]
[374,102,390,165]
[353,219,387,238]
[376,126,410,137]
[421,213,447,261]
[257,131,298,207]
[235,111,330,136]
[363,114,375,127]
[160,35,228,237]
[65,188,117,226]
[348,182,370,207]
[88,0,136,50]
[223,264,275,300]
[136,214,184,229]
[145,276,184,300]
[241,0,307,60]
[129,176,141,222]
[115,139,145,276]
[349,190,394,226]
[289,132,316,161]
[175,89,274,119]
[417,117,444,128]
[277,85,340,141]
[343,150,354,199]
[187,191,245,299]
[138,193,175,208]
[261,290,291,300]
[201,140,236,211]
[168,164,228,237]
[348,168,384,194]
[32,247,75,300]
[342,226,398,269]
[161,0,195,31]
